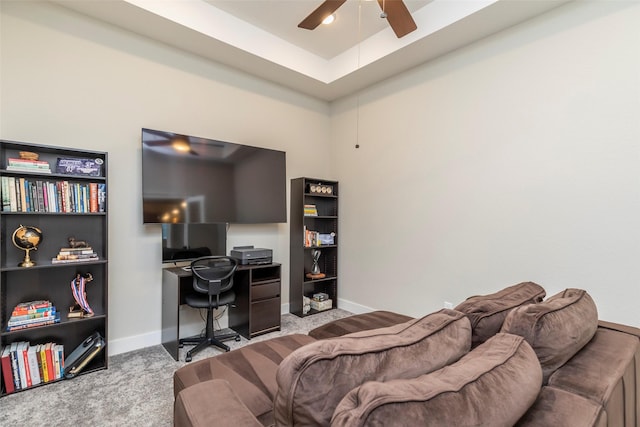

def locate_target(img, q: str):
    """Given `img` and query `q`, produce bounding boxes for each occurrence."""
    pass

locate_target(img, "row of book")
[5,157,52,173]
[1,341,65,394]
[6,300,60,332]
[303,227,336,247]
[0,176,106,213]
[52,246,99,264]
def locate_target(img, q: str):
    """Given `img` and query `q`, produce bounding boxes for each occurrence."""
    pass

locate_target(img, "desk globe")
[12,224,43,267]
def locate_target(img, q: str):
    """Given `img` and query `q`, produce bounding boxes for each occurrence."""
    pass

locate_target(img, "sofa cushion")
[308,310,413,340]
[501,288,598,383]
[331,333,542,427]
[273,309,471,426]
[173,334,316,425]
[516,386,606,427]
[175,379,262,427]
[455,281,546,346]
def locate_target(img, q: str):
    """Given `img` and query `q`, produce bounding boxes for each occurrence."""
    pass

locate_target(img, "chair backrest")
[190,256,238,297]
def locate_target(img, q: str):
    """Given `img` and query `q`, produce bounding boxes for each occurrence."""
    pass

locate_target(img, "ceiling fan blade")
[377,0,417,38]
[298,0,347,30]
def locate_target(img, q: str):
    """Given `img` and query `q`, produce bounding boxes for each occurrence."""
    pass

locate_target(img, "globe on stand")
[12,224,43,267]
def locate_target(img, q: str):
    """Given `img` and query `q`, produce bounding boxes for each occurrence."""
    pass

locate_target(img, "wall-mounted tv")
[141,128,287,224]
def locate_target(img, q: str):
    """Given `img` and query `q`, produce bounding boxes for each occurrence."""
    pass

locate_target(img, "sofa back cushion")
[455,281,546,346]
[331,333,542,427]
[501,288,598,383]
[273,309,471,426]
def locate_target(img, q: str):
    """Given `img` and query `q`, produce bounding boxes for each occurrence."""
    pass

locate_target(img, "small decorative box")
[310,299,332,311]
[56,157,103,176]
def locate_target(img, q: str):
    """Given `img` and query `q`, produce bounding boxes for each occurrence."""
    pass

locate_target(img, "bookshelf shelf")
[0,139,108,396]
[290,177,339,317]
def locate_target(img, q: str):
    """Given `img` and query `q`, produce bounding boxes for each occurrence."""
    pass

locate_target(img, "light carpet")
[0,309,352,426]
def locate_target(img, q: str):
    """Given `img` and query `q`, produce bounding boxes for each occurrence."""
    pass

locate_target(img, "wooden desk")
[161,263,281,361]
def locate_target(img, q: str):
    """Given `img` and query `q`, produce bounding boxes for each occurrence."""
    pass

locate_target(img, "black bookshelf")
[289,177,338,317]
[0,140,108,396]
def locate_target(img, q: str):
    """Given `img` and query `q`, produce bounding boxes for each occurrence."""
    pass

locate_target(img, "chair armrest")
[175,379,262,427]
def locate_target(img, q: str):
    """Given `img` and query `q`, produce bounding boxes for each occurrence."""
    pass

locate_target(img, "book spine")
[89,182,98,212]
[10,344,21,390]
[27,346,41,386]
[39,345,49,383]
[98,183,106,212]
[19,177,27,212]
[9,309,56,321]
[44,344,54,381]
[1,347,15,394]
[1,176,10,211]
[17,342,30,388]
[9,176,18,211]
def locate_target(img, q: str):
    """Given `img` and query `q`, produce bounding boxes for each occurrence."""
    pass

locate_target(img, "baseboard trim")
[337,298,374,315]
[108,299,374,356]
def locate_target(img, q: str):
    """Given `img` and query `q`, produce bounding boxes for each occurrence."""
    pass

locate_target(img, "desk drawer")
[251,298,280,334]
[252,281,280,301]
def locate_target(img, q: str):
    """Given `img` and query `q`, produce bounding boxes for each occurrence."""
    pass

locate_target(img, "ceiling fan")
[298,0,417,39]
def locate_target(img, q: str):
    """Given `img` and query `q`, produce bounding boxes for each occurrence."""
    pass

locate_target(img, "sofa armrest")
[598,320,640,339]
[174,379,262,427]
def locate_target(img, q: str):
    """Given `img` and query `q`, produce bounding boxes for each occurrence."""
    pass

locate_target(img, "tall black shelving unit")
[289,177,338,317]
[0,139,108,396]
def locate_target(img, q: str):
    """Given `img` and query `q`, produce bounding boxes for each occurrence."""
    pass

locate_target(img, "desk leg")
[162,270,180,361]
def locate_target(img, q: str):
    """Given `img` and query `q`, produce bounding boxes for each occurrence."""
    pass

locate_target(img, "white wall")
[0,1,332,354]
[2,0,638,360]
[331,0,640,327]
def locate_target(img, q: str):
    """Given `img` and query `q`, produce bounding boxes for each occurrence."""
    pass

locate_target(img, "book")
[8,309,56,322]
[89,182,98,212]
[1,346,15,394]
[16,341,30,388]
[98,183,106,212]
[27,345,41,386]
[57,247,93,253]
[44,343,54,382]
[6,313,60,332]
[14,300,52,311]
[10,342,21,390]
[7,157,50,167]
[1,176,10,211]
[51,256,99,264]
[38,344,49,383]
[54,344,64,379]
[8,312,58,327]
[11,305,53,317]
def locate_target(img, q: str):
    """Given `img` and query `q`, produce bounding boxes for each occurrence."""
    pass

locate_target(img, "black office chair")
[179,256,241,362]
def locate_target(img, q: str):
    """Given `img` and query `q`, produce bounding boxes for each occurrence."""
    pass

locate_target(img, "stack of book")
[304,204,318,216]
[0,341,64,394]
[5,157,52,173]
[52,246,98,264]
[6,300,60,332]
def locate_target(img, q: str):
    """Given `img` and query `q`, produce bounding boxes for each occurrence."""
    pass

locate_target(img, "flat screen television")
[141,128,287,224]
[161,223,227,264]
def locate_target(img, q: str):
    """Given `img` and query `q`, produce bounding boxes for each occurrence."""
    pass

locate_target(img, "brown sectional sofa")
[173,282,640,426]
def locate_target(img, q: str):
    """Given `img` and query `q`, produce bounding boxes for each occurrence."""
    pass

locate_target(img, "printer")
[230,246,273,265]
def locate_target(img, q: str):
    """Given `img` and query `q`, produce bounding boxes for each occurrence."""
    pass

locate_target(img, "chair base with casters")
[179,299,242,362]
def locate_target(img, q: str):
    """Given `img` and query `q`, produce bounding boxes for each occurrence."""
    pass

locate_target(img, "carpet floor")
[0,309,352,426]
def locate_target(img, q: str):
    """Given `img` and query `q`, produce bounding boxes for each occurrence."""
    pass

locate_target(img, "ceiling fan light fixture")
[322,13,335,25]
[171,137,191,153]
